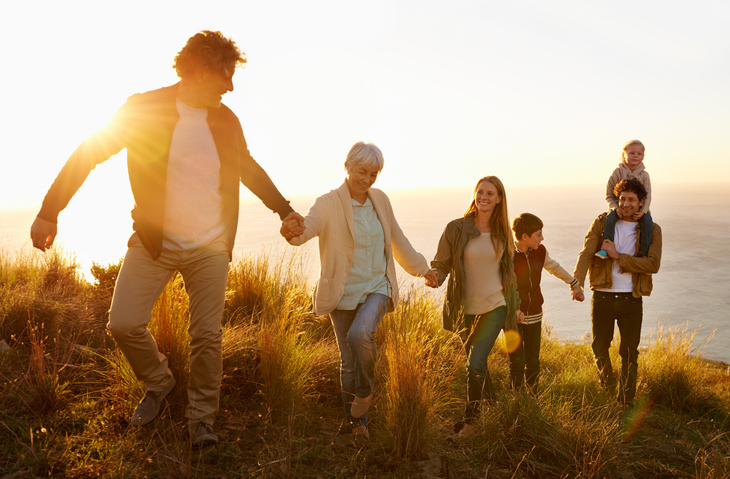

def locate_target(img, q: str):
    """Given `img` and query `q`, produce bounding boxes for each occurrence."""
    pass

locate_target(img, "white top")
[463,233,505,315]
[162,99,226,250]
[597,219,637,293]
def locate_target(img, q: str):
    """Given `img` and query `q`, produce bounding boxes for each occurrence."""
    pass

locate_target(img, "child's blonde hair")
[622,139,645,160]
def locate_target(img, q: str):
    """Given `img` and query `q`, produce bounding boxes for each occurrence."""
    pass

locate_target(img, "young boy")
[512,213,584,389]
[596,139,653,259]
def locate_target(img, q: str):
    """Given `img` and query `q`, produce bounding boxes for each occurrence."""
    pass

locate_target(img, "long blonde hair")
[464,175,515,258]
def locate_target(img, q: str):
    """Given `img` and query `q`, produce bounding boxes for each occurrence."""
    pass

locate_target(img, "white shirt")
[597,219,637,293]
[162,99,226,250]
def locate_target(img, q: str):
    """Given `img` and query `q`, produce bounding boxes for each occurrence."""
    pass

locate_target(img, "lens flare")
[502,329,522,354]
[623,398,652,440]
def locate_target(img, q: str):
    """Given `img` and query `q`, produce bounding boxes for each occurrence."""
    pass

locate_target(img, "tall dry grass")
[225,253,338,423]
[148,273,191,384]
[1,245,729,477]
[376,286,462,458]
[642,322,725,418]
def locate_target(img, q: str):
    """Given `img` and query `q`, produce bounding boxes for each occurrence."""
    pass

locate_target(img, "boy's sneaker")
[594,250,608,259]
[190,422,219,447]
[351,425,370,446]
[130,378,176,426]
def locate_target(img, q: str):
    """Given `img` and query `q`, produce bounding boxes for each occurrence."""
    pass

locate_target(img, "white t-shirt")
[162,99,226,250]
[597,219,637,293]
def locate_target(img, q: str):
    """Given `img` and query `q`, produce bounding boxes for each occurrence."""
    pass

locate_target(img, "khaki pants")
[108,233,229,425]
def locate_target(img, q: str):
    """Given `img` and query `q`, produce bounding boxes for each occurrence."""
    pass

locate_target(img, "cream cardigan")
[288,181,430,316]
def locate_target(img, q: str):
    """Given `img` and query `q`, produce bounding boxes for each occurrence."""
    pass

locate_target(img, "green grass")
[0,246,728,478]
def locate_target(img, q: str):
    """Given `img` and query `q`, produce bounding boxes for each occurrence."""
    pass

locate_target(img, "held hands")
[423,269,439,288]
[280,212,306,240]
[30,217,57,252]
[570,282,585,302]
[517,310,525,324]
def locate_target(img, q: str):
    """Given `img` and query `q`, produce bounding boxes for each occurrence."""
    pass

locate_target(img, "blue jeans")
[462,306,525,424]
[329,293,389,427]
[603,209,653,257]
[591,291,643,405]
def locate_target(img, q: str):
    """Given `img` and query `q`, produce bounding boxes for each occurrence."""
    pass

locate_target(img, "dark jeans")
[591,291,643,405]
[517,321,542,389]
[462,307,525,424]
[603,209,653,257]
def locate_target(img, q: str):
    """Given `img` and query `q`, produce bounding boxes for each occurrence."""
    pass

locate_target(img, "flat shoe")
[350,394,372,418]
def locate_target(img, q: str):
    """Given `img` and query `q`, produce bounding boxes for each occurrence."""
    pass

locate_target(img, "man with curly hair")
[573,178,662,411]
[31,31,305,446]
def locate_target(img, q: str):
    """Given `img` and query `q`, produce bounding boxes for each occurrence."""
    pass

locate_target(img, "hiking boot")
[350,394,372,418]
[594,250,608,259]
[130,378,176,426]
[190,422,219,447]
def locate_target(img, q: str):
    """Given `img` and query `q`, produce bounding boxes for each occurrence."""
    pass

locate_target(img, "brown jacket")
[38,84,293,260]
[431,214,521,333]
[573,212,662,297]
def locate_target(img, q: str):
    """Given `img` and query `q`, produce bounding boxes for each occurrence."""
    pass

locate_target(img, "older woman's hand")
[423,269,439,288]
[280,212,306,240]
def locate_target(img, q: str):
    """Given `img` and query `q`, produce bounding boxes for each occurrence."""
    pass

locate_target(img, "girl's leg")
[604,209,618,242]
[638,213,653,257]
[597,209,619,258]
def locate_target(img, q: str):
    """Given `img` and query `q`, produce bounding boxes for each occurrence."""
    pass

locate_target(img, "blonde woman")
[281,141,435,440]
[426,176,524,435]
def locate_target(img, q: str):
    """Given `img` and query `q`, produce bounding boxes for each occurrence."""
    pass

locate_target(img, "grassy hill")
[1,248,728,478]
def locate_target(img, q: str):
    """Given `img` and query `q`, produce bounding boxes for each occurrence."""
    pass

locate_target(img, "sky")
[1,0,729,212]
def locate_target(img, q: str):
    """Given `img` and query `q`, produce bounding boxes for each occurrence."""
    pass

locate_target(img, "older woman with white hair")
[281,141,435,440]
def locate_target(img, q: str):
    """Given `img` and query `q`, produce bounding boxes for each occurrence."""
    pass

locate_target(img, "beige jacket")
[288,182,430,316]
[605,161,652,214]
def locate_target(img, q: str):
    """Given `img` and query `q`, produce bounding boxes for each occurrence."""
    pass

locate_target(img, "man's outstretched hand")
[30,217,57,252]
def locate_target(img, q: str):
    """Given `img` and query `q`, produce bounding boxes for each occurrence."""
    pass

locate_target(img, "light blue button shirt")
[337,197,390,310]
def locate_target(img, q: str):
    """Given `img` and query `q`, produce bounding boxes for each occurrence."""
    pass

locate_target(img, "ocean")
[2,182,728,364]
